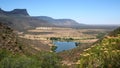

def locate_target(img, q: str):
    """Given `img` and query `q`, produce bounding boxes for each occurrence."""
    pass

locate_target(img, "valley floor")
[18,27,110,50]
[16,27,111,66]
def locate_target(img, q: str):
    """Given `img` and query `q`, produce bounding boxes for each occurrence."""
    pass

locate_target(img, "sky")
[0,0,120,25]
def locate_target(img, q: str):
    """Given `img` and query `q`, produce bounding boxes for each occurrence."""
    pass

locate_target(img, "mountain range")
[0,8,84,31]
[0,8,118,31]
[35,16,84,27]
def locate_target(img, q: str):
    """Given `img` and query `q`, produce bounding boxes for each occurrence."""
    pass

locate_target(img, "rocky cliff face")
[0,8,29,16]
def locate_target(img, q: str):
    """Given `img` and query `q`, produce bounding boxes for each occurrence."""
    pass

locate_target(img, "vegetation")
[76,28,120,68]
[75,42,81,46]
[109,27,120,37]
[1,22,120,68]
[51,46,57,52]
[0,49,63,68]
[50,37,74,41]
[96,32,106,39]
[0,23,64,68]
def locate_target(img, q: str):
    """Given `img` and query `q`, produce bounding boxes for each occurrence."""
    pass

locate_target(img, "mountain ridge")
[0,8,84,31]
[35,16,84,27]
[0,8,118,32]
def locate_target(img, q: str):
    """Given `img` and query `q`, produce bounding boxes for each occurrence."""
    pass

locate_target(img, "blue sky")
[0,0,120,25]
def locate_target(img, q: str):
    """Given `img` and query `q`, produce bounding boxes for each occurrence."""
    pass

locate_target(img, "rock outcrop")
[0,8,29,16]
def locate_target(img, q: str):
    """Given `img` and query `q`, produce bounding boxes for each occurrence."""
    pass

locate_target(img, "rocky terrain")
[0,22,63,68]
[0,22,22,53]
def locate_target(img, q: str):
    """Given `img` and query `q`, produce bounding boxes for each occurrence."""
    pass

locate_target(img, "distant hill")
[0,8,84,31]
[0,8,118,32]
[35,16,84,27]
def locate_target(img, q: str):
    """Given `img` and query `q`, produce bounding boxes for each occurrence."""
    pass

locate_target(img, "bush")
[51,46,57,52]
[0,51,62,68]
[0,49,12,61]
[0,56,42,68]
[77,34,120,68]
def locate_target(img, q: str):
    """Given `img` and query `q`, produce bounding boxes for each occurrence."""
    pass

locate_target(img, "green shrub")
[77,35,120,68]
[51,46,57,52]
[0,50,62,68]
[0,56,42,68]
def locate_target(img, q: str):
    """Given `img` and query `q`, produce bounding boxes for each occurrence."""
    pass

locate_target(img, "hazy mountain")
[55,19,82,27]
[35,16,83,27]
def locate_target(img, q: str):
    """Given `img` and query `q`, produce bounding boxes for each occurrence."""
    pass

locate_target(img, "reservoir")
[53,41,77,52]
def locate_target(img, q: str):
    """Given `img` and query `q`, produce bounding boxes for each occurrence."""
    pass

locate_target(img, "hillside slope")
[0,16,55,31]
[0,22,64,68]
[76,27,120,68]
[0,22,22,53]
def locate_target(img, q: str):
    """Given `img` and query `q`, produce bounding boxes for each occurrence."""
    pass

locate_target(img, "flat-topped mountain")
[0,8,29,16]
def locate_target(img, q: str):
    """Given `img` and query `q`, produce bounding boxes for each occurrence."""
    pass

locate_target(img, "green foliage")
[50,37,74,41]
[36,52,62,68]
[0,23,63,68]
[50,37,61,41]
[0,37,61,67]
[109,27,120,37]
[51,46,57,52]
[0,50,40,68]
[77,35,120,68]
[0,49,62,68]
[96,32,106,39]
[0,49,12,61]
[75,42,81,46]
[0,56,41,68]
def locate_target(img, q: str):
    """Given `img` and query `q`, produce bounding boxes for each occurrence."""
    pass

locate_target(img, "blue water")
[53,41,76,52]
